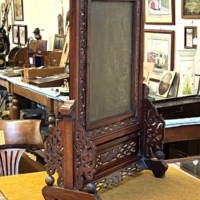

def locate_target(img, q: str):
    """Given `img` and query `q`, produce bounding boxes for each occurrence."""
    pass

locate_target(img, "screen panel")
[89,1,134,123]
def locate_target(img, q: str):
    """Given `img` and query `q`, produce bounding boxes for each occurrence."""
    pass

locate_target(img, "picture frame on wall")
[145,0,175,25]
[144,29,175,71]
[13,0,24,21]
[182,0,200,19]
[184,26,197,49]
[53,34,66,52]
[19,25,27,46]
[12,24,19,45]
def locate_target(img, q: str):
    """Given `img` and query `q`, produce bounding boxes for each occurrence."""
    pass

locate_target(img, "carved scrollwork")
[75,122,97,190]
[143,98,165,158]
[44,121,64,187]
[88,117,136,139]
[93,163,141,191]
[79,0,88,128]
[44,100,75,188]
[74,1,97,190]
[96,140,137,167]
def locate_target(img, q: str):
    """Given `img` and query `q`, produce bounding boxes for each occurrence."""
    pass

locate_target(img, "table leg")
[48,112,55,133]
[9,94,20,119]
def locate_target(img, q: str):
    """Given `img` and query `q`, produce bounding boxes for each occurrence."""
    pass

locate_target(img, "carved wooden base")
[42,186,100,200]
[42,158,168,200]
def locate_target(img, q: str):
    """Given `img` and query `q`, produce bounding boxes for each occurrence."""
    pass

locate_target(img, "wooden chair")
[0,119,44,176]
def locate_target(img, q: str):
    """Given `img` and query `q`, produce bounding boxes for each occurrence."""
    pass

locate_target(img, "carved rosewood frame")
[42,0,167,199]
[70,0,145,184]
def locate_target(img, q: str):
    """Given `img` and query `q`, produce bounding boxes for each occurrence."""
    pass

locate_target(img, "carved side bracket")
[44,100,75,188]
[74,122,97,190]
[44,120,64,187]
[143,97,165,159]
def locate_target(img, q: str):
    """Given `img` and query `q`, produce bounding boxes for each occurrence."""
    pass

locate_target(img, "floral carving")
[93,162,141,191]
[96,140,137,167]
[88,117,137,139]
[44,121,64,187]
[74,123,97,189]
[143,98,165,157]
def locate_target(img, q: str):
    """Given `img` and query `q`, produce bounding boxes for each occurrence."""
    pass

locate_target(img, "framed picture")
[145,0,175,25]
[12,24,19,45]
[182,0,200,19]
[53,34,66,52]
[184,26,197,49]
[13,0,24,21]
[144,29,175,71]
[18,25,27,46]
[157,70,176,98]
[168,72,179,98]
[146,67,164,96]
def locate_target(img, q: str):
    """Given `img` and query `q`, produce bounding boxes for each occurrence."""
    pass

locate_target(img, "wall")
[6,0,69,51]
[145,1,200,74]
[4,1,200,74]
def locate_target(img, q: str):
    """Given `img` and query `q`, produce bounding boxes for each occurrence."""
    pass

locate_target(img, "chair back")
[0,119,44,176]
[0,148,25,176]
[0,119,43,149]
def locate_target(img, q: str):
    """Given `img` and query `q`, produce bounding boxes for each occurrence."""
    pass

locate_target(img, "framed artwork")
[182,0,200,19]
[13,0,24,21]
[156,70,176,98]
[144,29,175,71]
[184,26,197,49]
[145,0,175,25]
[53,34,66,52]
[168,72,179,98]
[12,24,19,44]
[146,68,164,96]
[18,25,27,46]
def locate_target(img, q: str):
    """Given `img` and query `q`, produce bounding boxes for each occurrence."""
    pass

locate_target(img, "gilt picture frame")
[182,0,200,19]
[13,0,24,21]
[144,29,175,71]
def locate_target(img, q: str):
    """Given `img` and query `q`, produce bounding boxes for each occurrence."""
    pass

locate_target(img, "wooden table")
[153,95,200,159]
[0,73,68,131]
